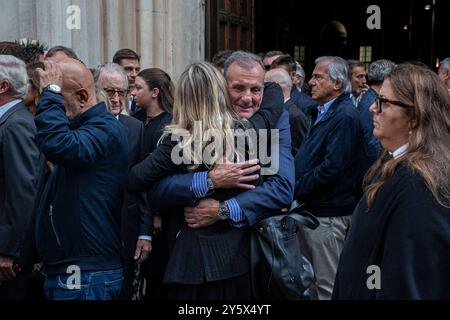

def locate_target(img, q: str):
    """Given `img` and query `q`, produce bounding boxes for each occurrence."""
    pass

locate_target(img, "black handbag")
[250,200,320,300]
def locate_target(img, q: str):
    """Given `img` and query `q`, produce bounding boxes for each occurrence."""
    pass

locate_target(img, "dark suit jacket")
[0,102,44,264]
[284,99,309,156]
[118,114,152,260]
[294,94,365,217]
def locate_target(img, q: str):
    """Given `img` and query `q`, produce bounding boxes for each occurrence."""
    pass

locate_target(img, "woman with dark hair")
[129,68,174,300]
[333,63,450,299]
[131,68,174,154]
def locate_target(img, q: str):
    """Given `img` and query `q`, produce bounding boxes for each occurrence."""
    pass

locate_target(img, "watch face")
[48,84,61,93]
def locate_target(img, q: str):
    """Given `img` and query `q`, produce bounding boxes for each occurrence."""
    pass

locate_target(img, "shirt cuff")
[191,171,209,199]
[225,198,248,228]
[138,235,152,241]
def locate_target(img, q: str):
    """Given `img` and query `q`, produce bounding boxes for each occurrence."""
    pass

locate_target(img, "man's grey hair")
[295,61,306,87]
[94,63,129,89]
[440,57,450,71]
[0,55,28,98]
[315,56,352,94]
[368,59,396,85]
[223,51,264,78]
[264,50,284,59]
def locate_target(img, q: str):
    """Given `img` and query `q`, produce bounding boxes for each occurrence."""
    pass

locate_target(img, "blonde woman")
[127,61,284,299]
[128,61,283,191]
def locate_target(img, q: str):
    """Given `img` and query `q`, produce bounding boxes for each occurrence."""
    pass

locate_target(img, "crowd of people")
[0,40,449,300]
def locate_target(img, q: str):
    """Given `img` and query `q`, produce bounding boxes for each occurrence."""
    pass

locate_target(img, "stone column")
[0,0,205,80]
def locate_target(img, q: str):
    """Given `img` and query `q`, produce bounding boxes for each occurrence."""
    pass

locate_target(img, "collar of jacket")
[311,93,350,127]
[0,100,23,126]
[69,101,108,129]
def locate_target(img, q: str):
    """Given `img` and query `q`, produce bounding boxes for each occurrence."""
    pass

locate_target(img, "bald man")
[265,68,309,156]
[34,59,129,300]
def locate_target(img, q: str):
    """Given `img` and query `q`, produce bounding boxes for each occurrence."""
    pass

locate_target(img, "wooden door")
[206,0,255,60]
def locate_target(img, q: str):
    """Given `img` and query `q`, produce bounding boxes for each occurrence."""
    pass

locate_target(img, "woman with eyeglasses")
[333,63,450,299]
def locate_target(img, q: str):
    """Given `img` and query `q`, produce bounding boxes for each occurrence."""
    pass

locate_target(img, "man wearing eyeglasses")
[113,49,141,114]
[294,56,365,300]
[95,63,152,300]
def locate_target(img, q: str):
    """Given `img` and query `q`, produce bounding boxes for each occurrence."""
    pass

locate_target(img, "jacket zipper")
[49,205,62,247]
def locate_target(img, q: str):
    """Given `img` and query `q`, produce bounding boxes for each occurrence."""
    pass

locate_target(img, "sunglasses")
[375,96,414,113]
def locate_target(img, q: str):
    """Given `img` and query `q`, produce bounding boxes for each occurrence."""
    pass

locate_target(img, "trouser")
[298,215,351,300]
[44,268,123,300]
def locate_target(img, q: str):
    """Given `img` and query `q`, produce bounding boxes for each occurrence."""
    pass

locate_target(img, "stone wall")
[0,0,205,81]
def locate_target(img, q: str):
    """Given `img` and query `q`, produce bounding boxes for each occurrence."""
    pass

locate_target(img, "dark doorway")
[255,0,450,76]
[206,1,449,77]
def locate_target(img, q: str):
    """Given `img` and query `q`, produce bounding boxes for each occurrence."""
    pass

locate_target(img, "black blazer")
[333,164,450,299]
[284,99,309,156]
[0,102,44,264]
[118,114,152,259]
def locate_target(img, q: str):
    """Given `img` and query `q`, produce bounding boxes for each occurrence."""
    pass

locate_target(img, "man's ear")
[74,88,89,107]
[151,87,160,99]
[0,80,10,95]
[445,69,450,81]
[333,79,343,92]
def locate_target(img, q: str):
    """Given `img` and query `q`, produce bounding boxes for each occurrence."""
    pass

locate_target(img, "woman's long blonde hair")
[161,62,239,170]
[364,63,450,208]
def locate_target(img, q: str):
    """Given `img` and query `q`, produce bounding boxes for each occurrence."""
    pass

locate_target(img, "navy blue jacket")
[357,88,381,169]
[294,93,365,217]
[34,91,129,275]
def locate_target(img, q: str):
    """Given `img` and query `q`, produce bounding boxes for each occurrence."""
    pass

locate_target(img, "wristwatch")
[217,201,231,220]
[43,84,62,94]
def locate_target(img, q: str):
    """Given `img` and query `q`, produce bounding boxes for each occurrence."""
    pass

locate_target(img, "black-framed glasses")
[103,87,128,98]
[375,96,414,113]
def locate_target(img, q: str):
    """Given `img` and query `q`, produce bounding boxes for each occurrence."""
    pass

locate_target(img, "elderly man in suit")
[95,63,151,299]
[0,55,44,299]
[295,56,365,300]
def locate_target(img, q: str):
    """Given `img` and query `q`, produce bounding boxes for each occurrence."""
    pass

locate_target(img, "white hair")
[315,56,352,94]
[0,55,28,98]
[440,57,450,71]
[94,63,129,89]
